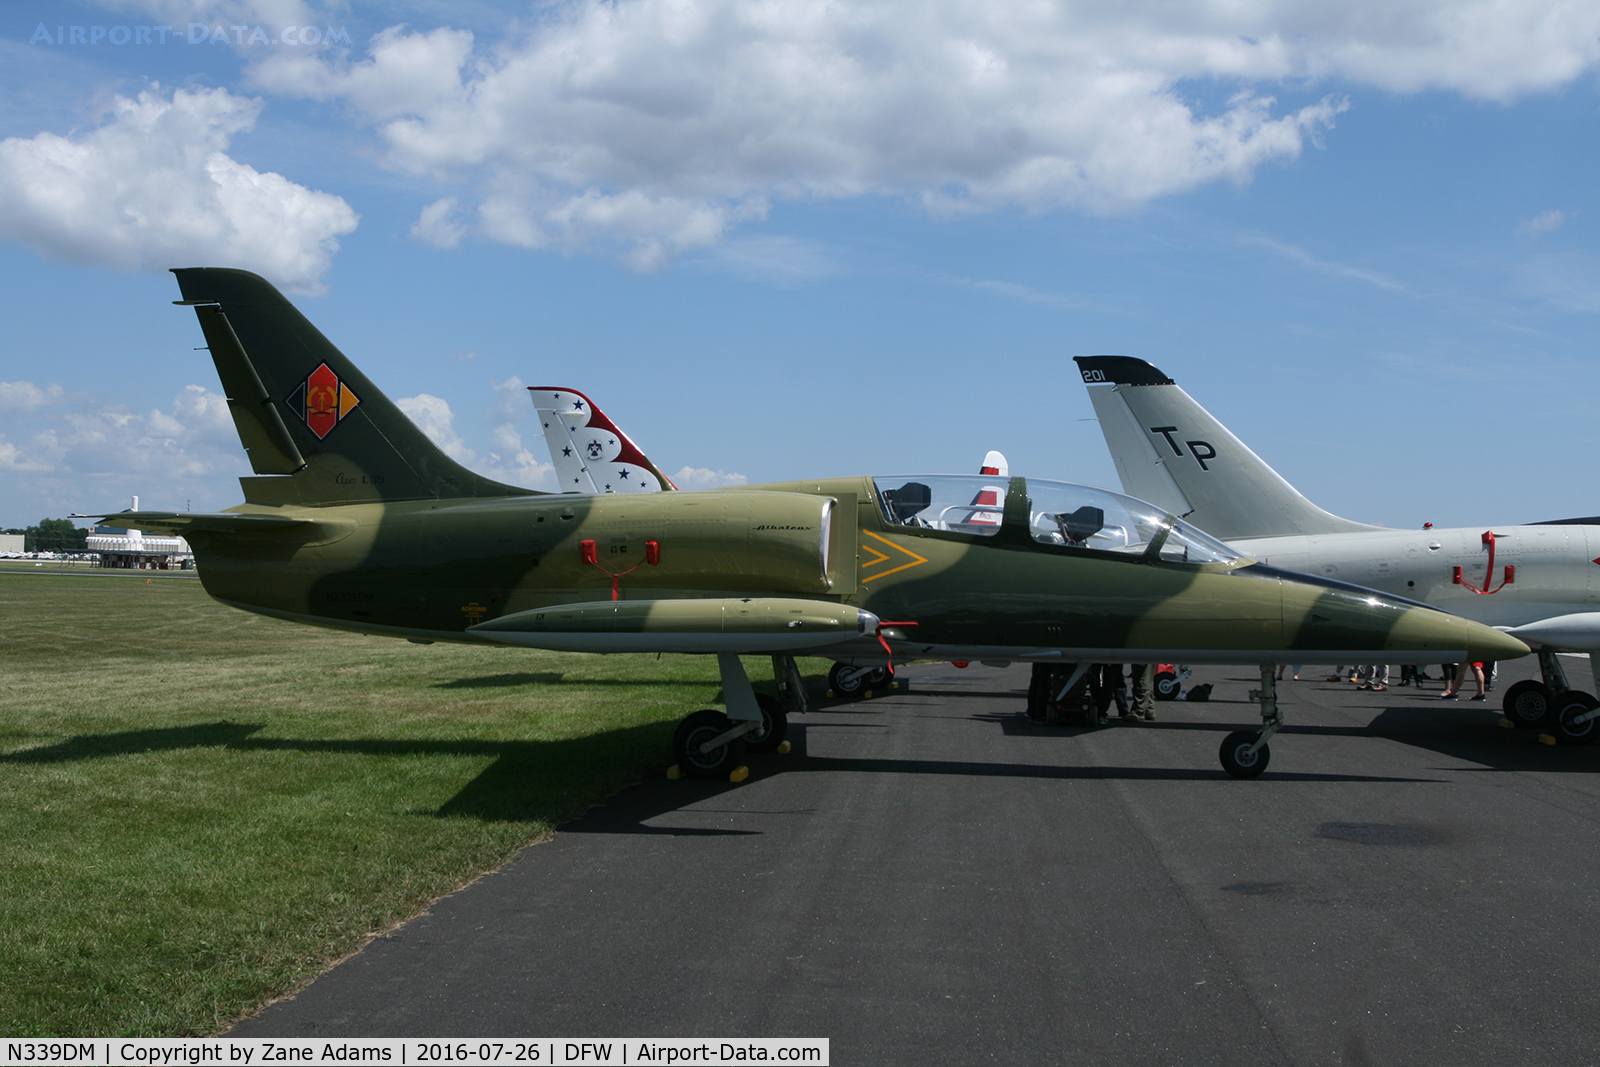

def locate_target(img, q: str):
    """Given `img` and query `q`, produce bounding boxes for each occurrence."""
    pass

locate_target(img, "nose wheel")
[1221,666,1282,779]
[1220,730,1271,778]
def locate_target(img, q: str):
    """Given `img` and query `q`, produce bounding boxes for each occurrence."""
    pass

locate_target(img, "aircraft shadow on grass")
[14,697,1572,837]
[0,719,716,825]
[434,673,732,690]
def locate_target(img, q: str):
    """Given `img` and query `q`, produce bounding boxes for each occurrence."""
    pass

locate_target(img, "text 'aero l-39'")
[1078,355,1599,743]
[108,269,1524,781]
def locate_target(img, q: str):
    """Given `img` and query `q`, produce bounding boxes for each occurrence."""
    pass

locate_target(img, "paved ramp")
[232,661,1600,1065]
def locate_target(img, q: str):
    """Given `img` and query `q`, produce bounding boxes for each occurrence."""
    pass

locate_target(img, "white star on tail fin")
[528,387,677,494]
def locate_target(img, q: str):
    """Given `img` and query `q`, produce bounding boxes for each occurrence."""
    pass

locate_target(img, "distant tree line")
[2,518,90,553]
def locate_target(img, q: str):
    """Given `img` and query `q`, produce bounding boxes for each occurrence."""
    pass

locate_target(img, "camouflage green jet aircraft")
[106,269,1526,779]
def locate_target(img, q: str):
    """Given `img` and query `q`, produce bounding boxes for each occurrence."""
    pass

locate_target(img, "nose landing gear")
[1220,665,1282,779]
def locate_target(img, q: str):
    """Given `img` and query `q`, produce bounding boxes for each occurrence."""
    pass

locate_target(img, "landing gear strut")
[671,654,807,778]
[1220,665,1282,779]
[748,653,807,753]
[1513,649,1600,744]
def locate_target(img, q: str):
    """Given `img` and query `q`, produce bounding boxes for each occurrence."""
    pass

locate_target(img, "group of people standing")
[1317,662,1496,700]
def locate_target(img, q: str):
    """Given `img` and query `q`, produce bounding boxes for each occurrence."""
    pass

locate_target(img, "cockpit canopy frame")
[871,474,1242,566]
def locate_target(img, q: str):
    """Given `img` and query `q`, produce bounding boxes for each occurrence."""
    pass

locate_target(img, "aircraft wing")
[529,387,675,494]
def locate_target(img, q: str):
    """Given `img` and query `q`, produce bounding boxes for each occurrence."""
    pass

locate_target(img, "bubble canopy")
[872,475,1243,565]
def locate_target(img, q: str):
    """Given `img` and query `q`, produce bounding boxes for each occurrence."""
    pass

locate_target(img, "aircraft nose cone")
[1381,603,1529,662]
[1280,581,1529,662]
[1462,620,1530,663]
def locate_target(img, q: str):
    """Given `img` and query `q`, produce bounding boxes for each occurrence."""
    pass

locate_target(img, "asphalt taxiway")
[231,659,1600,1064]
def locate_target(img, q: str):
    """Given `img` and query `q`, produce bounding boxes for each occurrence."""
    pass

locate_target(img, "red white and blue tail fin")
[528,387,676,494]
[966,451,1009,526]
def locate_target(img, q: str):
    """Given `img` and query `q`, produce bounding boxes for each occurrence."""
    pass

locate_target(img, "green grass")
[0,572,783,1036]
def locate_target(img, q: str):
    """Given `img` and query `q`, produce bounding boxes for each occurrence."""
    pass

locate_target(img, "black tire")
[1549,692,1600,745]
[863,666,891,687]
[1220,730,1270,779]
[1154,669,1181,701]
[829,662,868,697]
[673,709,747,778]
[746,694,789,753]
[1501,679,1553,727]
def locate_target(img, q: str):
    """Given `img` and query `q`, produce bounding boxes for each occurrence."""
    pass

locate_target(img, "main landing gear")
[827,661,891,698]
[670,653,808,780]
[1501,650,1600,745]
[1024,663,1099,726]
[1218,666,1282,779]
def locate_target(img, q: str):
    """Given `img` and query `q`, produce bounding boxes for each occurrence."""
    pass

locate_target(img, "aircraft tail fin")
[1074,355,1384,539]
[528,387,676,494]
[171,268,534,506]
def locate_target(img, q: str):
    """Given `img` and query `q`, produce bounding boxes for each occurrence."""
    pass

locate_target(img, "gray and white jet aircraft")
[1076,354,1600,742]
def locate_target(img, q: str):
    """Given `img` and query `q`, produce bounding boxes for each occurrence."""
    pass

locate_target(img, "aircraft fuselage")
[1231,523,1600,632]
[182,475,1524,666]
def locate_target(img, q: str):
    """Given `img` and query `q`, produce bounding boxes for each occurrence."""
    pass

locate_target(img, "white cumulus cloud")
[671,466,747,490]
[245,0,1600,267]
[0,85,358,292]
[0,381,68,413]
[396,393,476,464]
[397,391,557,490]
[0,383,241,477]
[479,424,557,491]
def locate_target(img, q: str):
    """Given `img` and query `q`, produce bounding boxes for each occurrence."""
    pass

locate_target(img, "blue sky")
[1,0,1596,532]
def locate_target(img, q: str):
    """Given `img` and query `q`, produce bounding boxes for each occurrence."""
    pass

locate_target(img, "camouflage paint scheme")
[116,269,1524,672]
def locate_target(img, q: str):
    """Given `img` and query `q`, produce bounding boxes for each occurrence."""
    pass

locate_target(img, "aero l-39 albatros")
[1077,355,1597,742]
[102,269,1524,779]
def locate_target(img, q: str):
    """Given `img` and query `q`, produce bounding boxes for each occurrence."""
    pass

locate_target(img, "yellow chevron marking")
[860,529,929,583]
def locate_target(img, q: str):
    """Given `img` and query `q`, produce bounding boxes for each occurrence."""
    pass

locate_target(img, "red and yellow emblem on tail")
[287,363,360,440]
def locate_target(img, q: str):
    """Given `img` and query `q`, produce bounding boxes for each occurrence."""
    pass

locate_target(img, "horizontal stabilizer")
[1074,355,1385,540]
[93,510,354,543]
[470,597,878,654]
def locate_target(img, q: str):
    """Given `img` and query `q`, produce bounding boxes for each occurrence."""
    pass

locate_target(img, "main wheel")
[829,662,869,698]
[673,709,747,778]
[745,694,789,753]
[1219,730,1270,779]
[1501,679,1553,727]
[1548,692,1600,745]
[863,666,891,687]
[1154,669,1181,701]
